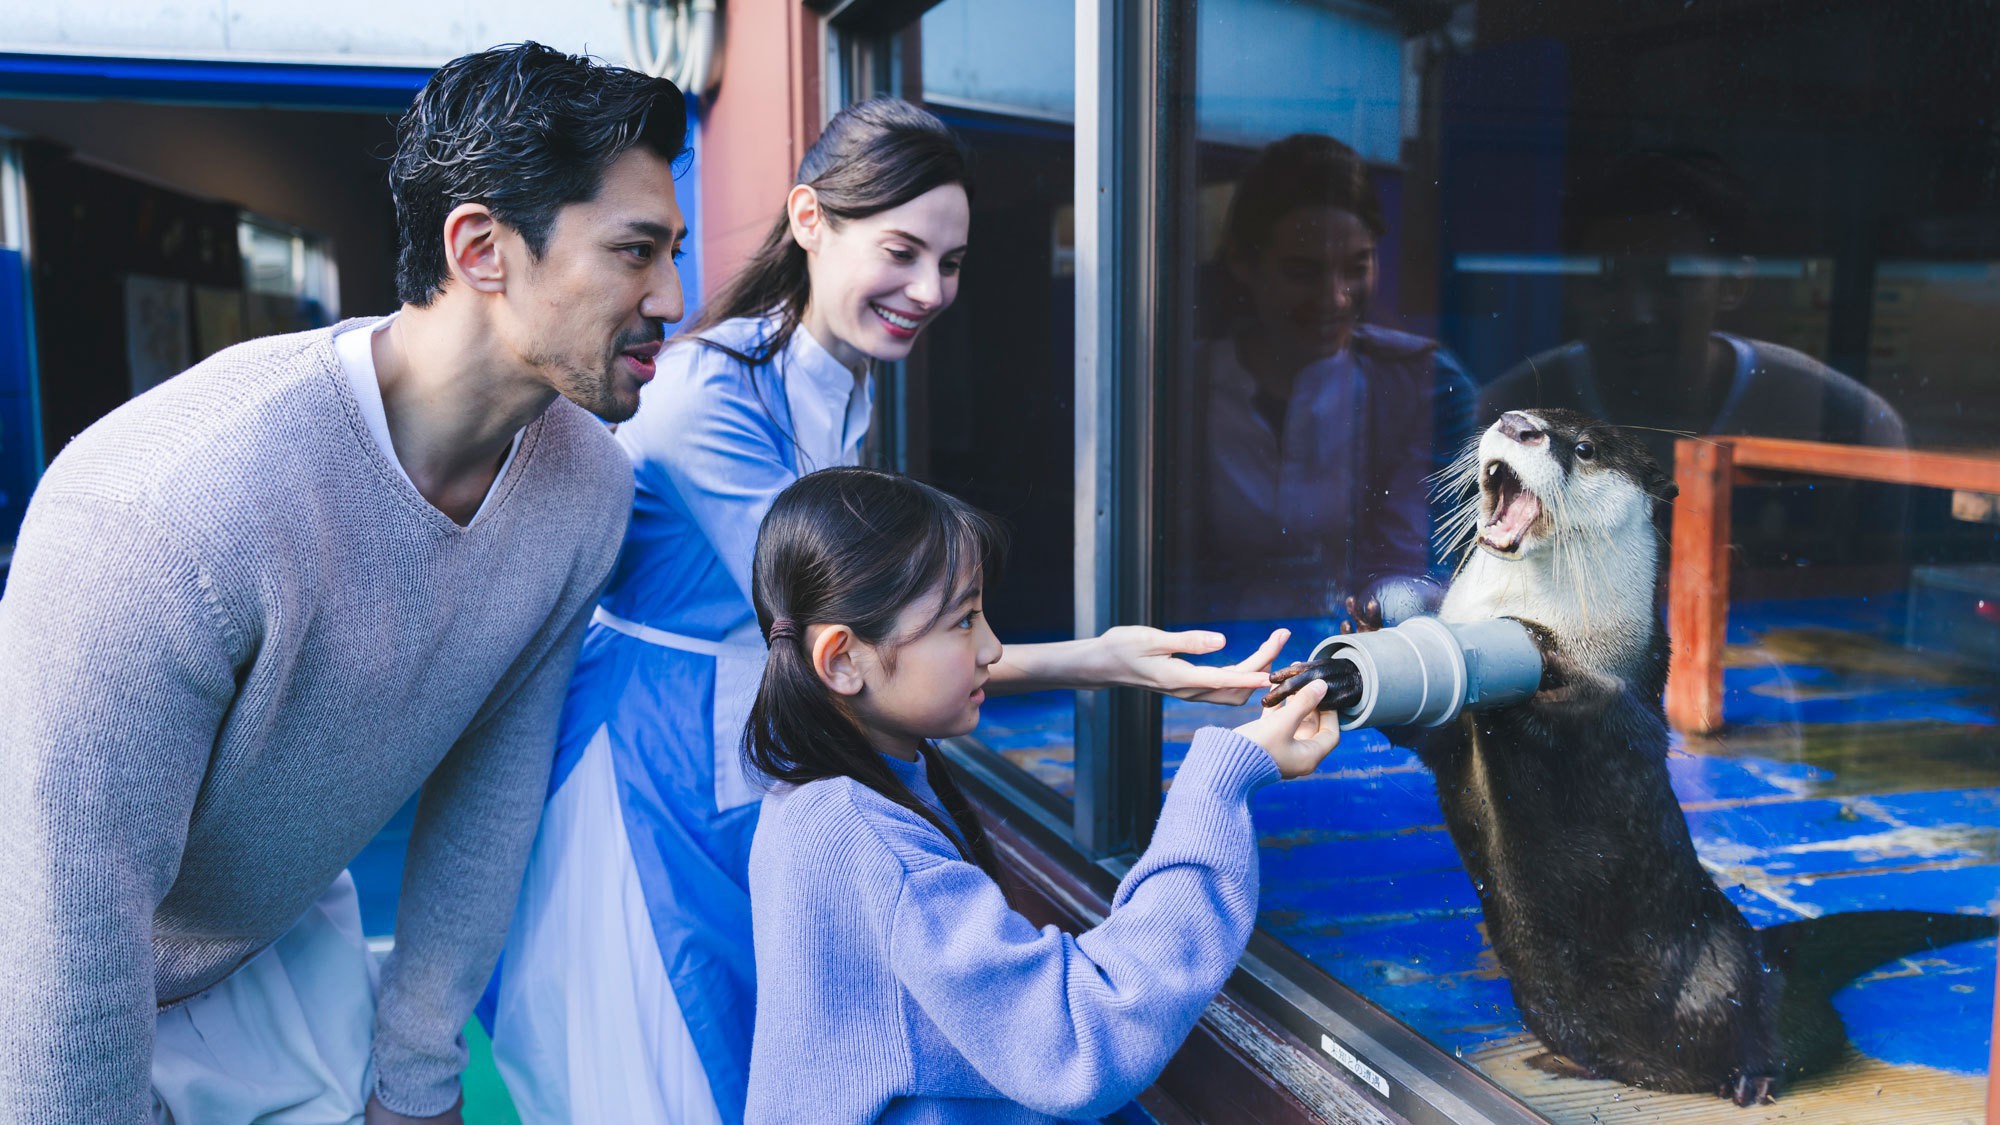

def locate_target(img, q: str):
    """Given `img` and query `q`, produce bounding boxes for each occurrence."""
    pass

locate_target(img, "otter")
[1268,408,1993,1105]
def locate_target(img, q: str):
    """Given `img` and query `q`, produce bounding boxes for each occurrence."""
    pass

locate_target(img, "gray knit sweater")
[0,322,632,1121]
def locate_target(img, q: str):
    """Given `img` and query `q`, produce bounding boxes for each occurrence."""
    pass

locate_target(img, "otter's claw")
[1264,658,1365,712]
[1719,1074,1777,1106]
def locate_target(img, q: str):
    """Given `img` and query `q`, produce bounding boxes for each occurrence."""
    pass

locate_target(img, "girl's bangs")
[898,503,1008,640]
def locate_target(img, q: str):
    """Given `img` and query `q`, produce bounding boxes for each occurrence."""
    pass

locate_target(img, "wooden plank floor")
[1468,1036,1983,1124]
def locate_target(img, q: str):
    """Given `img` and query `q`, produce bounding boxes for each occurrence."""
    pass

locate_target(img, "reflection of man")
[1177,134,1475,623]
[1483,149,1906,457]
[0,46,688,1124]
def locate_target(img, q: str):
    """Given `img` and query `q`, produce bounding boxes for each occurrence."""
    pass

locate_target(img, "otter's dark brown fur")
[1274,408,1992,1105]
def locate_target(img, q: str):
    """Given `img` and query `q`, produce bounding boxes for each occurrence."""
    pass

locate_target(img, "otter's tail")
[1760,909,1995,1077]
[1760,909,1995,987]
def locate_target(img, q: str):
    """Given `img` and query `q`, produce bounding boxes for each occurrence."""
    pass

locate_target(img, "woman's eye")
[1574,440,1596,461]
[888,247,915,263]
[942,259,963,276]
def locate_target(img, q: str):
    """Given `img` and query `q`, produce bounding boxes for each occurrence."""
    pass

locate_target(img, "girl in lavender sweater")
[741,467,1341,1123]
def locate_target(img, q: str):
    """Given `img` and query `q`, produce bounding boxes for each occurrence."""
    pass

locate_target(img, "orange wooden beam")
[1666,438,1733,734]
[1989,943,2000,1125]
[1724,436,2000,493]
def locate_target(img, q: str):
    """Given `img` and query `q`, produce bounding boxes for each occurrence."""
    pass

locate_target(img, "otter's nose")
[1497,411,1546,446]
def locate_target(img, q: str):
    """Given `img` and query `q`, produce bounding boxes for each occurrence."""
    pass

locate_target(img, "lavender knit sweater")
[0,322,631,1121]
[746,727,1279,1123]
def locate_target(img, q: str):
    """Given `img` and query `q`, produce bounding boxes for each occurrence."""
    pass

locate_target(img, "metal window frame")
[1,139,44,479]
[1072,0,1183,858]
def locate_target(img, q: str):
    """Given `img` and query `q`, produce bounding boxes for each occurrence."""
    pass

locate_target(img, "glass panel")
[237,215,339,337]
[1157,1,1999,1120]
[917,0,1079,800]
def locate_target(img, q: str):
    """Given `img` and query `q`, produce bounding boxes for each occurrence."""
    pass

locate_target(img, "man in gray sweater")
[0,44,689,1124]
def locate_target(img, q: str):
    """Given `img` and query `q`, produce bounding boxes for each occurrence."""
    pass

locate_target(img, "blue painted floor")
[980,594,2000,1083]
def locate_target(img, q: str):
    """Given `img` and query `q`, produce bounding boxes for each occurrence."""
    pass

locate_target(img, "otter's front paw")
[1265,659,1364,712]
[1719,1072,1777,1106]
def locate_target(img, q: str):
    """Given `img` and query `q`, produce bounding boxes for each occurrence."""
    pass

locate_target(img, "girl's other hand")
[1233,678,1340,779]
[1095,626,1290,705]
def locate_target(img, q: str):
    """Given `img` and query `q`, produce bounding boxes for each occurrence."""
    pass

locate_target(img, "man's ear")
[810,624,866,697]
[787,185,825,254]
[444,202,507,294]
[1717,254,1755,313]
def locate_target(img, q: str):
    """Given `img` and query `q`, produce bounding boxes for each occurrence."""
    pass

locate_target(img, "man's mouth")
[1479,460,1542,556]
[871,303,925,339]
[618,339,662,381]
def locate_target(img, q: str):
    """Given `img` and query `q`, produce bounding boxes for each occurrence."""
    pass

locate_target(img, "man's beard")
[572,327,661,421]
[551,356,632,423]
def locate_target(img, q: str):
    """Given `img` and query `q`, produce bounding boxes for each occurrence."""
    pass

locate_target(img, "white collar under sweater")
[332,313,524,527]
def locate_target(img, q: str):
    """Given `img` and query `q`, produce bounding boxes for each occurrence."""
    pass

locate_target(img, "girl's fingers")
[1275,676,1328,722]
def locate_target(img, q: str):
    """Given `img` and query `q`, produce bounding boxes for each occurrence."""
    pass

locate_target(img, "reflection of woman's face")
[1232,205,1377,365]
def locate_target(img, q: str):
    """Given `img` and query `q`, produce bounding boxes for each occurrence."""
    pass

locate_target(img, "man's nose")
[642,263,685,325]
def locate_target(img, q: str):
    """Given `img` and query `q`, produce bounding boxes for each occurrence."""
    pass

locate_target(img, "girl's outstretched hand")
[1094,625,1290,704]
[1233,678,1341,779]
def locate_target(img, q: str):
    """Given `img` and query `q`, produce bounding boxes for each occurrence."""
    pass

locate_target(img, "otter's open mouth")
[1480,460,1542,556]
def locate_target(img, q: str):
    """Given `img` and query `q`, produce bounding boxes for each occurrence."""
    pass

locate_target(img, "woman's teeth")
[873,304,920,331]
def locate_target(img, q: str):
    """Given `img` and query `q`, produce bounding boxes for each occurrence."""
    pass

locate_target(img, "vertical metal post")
[1073,0,1181,857]
[1,141,43,475]
[822,18,911,473]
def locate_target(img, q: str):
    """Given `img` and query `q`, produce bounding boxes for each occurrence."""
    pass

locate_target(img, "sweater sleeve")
[367,583,599,1115]
[0,492,243,1124]
[618,348,794,606]
[885,728,1278,1119]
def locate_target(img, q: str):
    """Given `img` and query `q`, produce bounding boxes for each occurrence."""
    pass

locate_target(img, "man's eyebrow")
[617,219,688,243]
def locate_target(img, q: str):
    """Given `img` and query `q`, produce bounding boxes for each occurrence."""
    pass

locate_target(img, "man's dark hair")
[389,42,689,306]
[1564,147,1750,255]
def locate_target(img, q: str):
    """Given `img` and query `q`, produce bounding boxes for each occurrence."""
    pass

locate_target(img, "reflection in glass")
[1170,134,1474,626]
[1482,149,1907,461]
[1159,3,2000,1120]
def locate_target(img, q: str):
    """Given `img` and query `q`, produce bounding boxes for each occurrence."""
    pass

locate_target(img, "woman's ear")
[787,184,825,253]
[443,202,507,294]
[809,624,866,696]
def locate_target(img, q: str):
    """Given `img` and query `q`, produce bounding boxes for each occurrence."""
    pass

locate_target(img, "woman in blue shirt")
[490,98,1287,1125]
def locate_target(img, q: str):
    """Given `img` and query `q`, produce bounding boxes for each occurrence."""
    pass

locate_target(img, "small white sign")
[1321,1033,1390,1098]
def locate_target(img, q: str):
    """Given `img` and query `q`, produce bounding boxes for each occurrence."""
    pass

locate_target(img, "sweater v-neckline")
[320,319,538,536]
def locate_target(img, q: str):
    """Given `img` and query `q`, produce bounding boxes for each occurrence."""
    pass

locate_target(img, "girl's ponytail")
[744,467,1006,879]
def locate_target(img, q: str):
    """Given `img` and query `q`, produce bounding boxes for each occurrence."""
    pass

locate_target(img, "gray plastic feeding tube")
[1306,617,1545,731]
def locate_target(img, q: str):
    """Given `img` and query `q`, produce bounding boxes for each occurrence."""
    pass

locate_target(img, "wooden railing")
[1664,435,2000,734]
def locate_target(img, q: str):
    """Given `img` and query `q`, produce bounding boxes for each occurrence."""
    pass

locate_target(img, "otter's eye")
[1574,440,1597,462]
